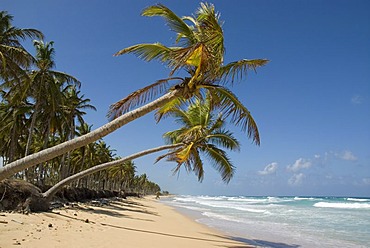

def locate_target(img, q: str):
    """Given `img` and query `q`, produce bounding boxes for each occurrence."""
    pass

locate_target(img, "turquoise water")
[162,196,370,248]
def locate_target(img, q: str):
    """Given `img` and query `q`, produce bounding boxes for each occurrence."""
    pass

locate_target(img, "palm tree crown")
[159,97,240,183]
[111,3,268,145]
[0,11,43,81]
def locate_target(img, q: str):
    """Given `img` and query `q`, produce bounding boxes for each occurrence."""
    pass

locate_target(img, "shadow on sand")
[48,198,158,222]
[99,222,255,247]
[49,199,300,248]
[201,233,300,248]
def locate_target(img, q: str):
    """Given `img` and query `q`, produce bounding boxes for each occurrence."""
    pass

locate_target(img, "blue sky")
[3,0,369,196]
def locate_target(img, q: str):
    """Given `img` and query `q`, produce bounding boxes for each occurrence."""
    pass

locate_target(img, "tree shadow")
[47,200,156,222]
[105,200,158,216]
[57,202,129,218]
[99,223,254,247]
[116,198,151,208]
[206,234,301,248]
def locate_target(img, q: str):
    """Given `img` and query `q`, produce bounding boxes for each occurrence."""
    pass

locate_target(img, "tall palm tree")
[0,93,31,164]
[106,160,135,191]
[0,11,43,81]
[23,40,80,157]
[58,88,96,181]
[135,173,148,194]
[61,85,96,142]
[0,3,267,181]
[68,123,94,180]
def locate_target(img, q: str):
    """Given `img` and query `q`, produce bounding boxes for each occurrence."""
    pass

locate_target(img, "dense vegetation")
[0,11,160,195]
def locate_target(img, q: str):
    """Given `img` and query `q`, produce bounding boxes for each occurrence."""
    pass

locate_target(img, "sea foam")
[314,201,370,209]
[163,195,370,247]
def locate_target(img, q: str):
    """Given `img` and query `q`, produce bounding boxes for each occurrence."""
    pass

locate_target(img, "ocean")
[162,195,370,248]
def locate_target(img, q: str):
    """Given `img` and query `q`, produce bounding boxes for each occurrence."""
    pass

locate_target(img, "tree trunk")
[24,99,43,160]
[0,89,181,181]
[42,143,182,201]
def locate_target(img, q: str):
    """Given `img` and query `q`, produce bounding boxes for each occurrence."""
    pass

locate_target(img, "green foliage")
[0,11,43,81]
[159,97,241,183]
[111,2,268,145]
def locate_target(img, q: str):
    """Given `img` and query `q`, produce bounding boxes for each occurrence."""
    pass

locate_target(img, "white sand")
[0,197,255,248]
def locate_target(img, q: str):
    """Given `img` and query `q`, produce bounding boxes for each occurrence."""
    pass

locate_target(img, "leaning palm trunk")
[42,143,182,201]
[0,89,181,181]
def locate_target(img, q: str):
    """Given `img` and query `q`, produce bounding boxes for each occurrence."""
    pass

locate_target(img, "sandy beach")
[0,197,254,248]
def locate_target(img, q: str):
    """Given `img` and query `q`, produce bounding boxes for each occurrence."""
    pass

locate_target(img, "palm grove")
[0,11,160,195]
[0,3,268,205]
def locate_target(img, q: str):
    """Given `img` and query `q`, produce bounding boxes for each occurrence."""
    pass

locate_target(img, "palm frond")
[202,144,234,183]
[207,114,224,133]
[195,3,225,70]
[114,43,174,63]
[204,85,260,145]
[190,149,204,182]
[207,130,240,152]
[154,96,187,123]
[52,71,81,88]
[154,149,177,164]
[219,59,269,84]
[142,4,197,45]
[6,27,43,41]
[153,143,185,165]
[107,77,182,119]
[175,142,194,163]
[168,43,208,76]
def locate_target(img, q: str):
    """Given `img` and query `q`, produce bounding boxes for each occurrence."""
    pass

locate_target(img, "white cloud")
[325,175,333,180]
[337,150,357,161]
[287,158,312,172]
[362,178,370,185]
[351,95,363,104]
[288,173,305,186]
[258,162,278,176]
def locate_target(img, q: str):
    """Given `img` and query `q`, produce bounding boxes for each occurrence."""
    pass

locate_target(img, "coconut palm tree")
[42,96,240,200]
[135,173,148,194]
[158,96,240,183]
[0,93,32,164]
[23,40,81,157]
[42,143,182,201]
[108,160,135,191]
[0,11,43,81]
[61,86,96,142]
[0,3,267,181]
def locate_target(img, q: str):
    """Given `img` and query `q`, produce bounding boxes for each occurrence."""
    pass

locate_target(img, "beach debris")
[11,219,23,224]
[48,223,53,228]
[85,219,89,223]
[0,220,8,224]
[50,201,64,209]
[90,199,110,206]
